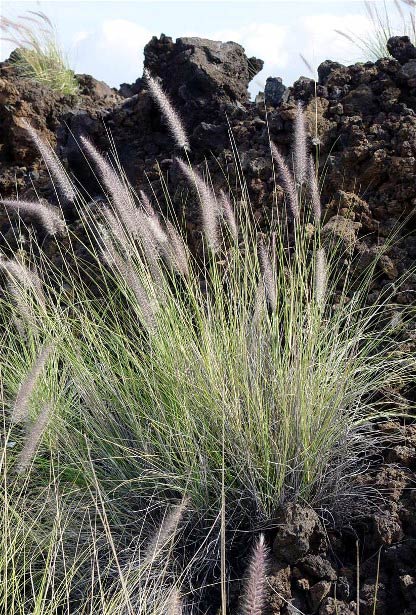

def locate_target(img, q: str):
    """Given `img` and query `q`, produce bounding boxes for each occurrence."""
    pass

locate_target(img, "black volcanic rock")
[143,34,263,105]
[387,35,416,64]
[264,76,287,106]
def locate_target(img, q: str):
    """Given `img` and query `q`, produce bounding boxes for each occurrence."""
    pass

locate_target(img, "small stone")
[297,577,310,591]
[400,574,415,589]
[319,597,354,615]
[387,36,416,64]
[273,504,326,564]
[264,77,287,106]
[379,254,398,280]
[298,555,337,581]
[310,580,331,610]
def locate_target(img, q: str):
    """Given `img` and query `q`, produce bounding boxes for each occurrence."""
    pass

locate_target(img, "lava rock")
[273,504,326,564]
[310,580,331,611]
[387,36,416,65]
[265,76,287,106]
[144,34,263,105]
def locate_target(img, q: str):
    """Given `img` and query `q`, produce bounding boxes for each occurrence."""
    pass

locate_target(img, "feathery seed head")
[1,257,46,320]
[139,190,155,216]
[219,189,238,241]
[167,587,183,615]
[252,280,266,330]
[0,198,67,235]
[144,68,190,151]
[21,119,76,202]
[308,155,321,224]
[144,496,189,564]
[100,228,157,331]
[14,401,53,474]
[165,220,190,277]
[294,101,308,185]
[271,142,299,220]
[11,344,53,424]
[81,136,139,236]
[176,158,220,252]
[315,247,327,306]
[240,533,268,615]
[257,239,277,313]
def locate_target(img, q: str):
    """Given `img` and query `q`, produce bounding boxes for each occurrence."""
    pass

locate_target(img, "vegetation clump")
[0,69,414,614]
[0,11,78,96]
[336,0,416,61]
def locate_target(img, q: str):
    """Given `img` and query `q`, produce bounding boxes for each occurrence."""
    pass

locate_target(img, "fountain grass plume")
[176,158,220,252]
[21,120,76,202]
[14,401,53,474]
[315,247,327,306]
[0,198,67,235]
[294,101,308,185]
[144,68,190,152]
[166,220,190,277]
[219,189,238,241]
[139,190,154,216]
[81,135,139,236]
[11,344,53,424]
[240,534,267,615]
[270,142,299,220]
[166,587,183,615]
[308,155,321,224]
[143,497,189,565]
[100,226,157,331]
[1,257,46,321]
[257,239,277,312]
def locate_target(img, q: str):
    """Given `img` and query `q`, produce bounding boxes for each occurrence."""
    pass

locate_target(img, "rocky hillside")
[1,33,416,615]
[1,34,416,301]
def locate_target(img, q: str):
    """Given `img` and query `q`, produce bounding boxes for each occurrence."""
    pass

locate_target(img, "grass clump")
[0,11,78,96]
[336,0,416,61]
[0,73,414,611]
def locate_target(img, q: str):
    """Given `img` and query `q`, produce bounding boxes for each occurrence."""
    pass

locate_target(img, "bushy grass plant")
[336,0,416,62]
[0,76,414,611]
[0,12,78,96]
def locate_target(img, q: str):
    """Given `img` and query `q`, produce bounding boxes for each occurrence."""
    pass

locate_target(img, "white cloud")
[193,23,288,94]
[210,23,288,67]
[298,13,374,71]
[72,31,90,45]
[72,19,152,86]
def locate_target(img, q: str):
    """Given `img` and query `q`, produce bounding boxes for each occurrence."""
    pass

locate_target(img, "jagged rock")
[318,60,345,84]
[76,74,119,101]
[319,598,356,615]
[119,77,143,98]
[387,36,416,65]
[143,34,263,105]
[310,580,331,611]
[266,559,292,611]
[265,77,287,106]
[297,555,337,581]
[321,215,362,254]
[273,504,326,564]
[398,59,416,85]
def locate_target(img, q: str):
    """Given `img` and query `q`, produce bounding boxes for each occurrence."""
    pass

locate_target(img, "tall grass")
[0,11,78,96]
[336,0,416,62]
[0,78,414,611]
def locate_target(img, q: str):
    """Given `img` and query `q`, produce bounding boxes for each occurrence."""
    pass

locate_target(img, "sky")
[0,1,411,97]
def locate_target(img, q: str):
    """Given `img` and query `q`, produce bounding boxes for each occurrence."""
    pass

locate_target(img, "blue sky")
[0,1,410,97]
